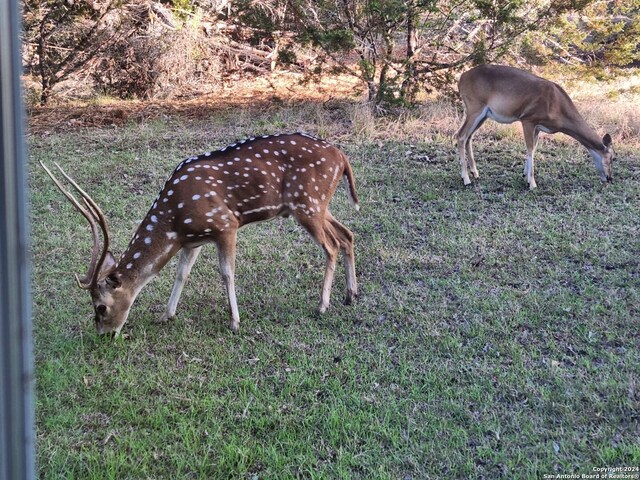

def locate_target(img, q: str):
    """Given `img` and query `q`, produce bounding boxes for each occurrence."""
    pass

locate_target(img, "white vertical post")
[0,0,35,477]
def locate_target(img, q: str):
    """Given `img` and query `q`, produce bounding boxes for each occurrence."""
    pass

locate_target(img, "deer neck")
[558,112,605,153]
[114,214,181,291]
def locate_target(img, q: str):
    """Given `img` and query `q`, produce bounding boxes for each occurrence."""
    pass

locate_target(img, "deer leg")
[466,137,479,179]
[522,122,540,190]
[327,212,357,305]
[160,246,202,322]
[216,231,240,331]
[298,215,340,314]
[457,119,473,186]
[456,108,487,185]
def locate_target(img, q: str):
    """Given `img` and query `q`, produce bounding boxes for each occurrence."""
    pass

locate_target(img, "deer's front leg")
[522,122,540,190]
[160,246,202,322]
[217,231,240,331]
[466,137,479,179]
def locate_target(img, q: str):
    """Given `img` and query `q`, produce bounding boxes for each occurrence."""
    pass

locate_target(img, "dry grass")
[26,67,640,155]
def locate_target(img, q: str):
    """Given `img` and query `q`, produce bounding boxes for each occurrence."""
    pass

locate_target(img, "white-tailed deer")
[42,132,359,335]
[456,64,615,189]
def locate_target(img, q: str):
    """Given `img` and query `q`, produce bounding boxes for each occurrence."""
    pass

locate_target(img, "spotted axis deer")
[456,64,615,189]
[42,132,359,335]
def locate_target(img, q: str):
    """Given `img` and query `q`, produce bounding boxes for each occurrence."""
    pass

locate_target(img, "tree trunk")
[375,30,395,105]
[401,2,419,103]
[40,76,52,105]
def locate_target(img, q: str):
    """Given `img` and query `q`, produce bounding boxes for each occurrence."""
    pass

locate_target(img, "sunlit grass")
[30,100,639,479]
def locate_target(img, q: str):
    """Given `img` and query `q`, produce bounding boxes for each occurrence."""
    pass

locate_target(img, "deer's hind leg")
[326,211,357,305]
[216,230,240,331]
[456,105,488,185]
[466,136,480,179]
[296,213,341,314]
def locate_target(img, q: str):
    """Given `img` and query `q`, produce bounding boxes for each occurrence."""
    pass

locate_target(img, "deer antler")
[40,161,111,289]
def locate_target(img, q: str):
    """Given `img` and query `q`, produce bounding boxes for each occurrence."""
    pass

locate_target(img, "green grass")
[30,104,639,479]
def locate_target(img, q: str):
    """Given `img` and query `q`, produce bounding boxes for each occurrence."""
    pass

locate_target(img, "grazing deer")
[456,64,615,189]
[42,132,359,335]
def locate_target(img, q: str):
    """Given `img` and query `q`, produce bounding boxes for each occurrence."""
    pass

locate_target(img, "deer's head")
[596,134,615,183]
[41,162,133,335]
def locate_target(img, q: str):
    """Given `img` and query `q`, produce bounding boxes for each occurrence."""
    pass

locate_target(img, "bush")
[92,3,222,100]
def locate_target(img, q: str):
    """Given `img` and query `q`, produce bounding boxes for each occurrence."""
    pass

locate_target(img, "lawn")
[29,96,639,479]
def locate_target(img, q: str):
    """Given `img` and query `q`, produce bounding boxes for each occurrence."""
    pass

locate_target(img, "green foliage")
[307,28,355,52]
[544,1,640,67]
[277,48,297,65]
[171,0,194,21]
[251,0,598,108]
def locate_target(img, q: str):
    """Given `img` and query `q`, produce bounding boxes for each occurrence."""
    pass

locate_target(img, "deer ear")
[98,251,117,277]
[105,272,121,289]
[602,134,612,148]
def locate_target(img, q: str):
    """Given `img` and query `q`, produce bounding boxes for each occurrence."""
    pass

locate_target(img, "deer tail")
[342,153,359,212]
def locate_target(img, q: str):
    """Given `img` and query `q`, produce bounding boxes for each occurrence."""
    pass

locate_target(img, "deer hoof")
[229,320,239,332]
[156,313,174,323]
[344,291,358,305]
[462,176,472,186]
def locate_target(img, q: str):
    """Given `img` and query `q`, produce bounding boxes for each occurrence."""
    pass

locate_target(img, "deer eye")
[96,305,107,314]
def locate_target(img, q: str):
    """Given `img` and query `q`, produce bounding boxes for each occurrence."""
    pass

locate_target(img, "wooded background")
[22,0,640,106]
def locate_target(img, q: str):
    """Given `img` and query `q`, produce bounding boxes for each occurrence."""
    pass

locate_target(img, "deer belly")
[486,108,519,124]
